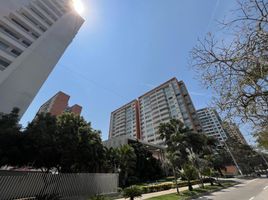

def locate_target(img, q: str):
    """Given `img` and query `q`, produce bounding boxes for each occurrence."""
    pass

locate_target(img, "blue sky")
[20,0,254,143]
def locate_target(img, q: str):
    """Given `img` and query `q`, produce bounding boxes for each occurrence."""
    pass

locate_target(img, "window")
[31,32,39,39]
[22,13,38,26]
[22,40,31,47]
[37,2,57,21]
[22,12,47,32]
[11,18,29,32]
[0,41,9,50]
[0,58,10,68]
[148,139,155,142]
[0,41,21,57]
[44,1,62,17]
[11,49,22,56]
[0,24,19,40]
[30,7,52,26]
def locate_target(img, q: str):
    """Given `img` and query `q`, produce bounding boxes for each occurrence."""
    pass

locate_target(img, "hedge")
[140,180,201,194]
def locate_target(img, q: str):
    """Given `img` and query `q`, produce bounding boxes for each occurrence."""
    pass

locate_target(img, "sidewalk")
[116,184,207,200]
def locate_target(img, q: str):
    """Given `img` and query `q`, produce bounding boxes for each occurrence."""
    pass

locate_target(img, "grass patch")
[147,182,237,200]
[146,193,181,200]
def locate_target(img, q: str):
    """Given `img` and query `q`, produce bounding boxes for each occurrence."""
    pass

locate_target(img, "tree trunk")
[122,171,128,187]
[130,197,134,200]
[198,171,204,188]
[173,167,180,194]
[188,179,193,191]
[215,176,222,186]
[217,168,223,177]
[210,178,214,186]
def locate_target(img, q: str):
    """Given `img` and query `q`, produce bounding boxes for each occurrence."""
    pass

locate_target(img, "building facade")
[109,78,202,146]
[0,0,84,118]
[139,78,202,145]
[109,100,140,139]
[36,91,82,116]
[223,122,248,145]
[197,107,228,145]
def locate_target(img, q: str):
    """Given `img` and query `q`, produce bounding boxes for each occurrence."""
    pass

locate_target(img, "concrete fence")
[0,171,119,200]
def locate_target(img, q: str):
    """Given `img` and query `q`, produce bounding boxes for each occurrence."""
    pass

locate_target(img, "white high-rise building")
[0,0,84,117]
[138,78,202,145]
[109,100,140,139]
[109,78,202,146]
[197,108,228,145]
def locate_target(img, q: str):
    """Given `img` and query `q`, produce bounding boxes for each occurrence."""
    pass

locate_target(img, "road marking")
[249,197,255,200]
[264,185,268,190]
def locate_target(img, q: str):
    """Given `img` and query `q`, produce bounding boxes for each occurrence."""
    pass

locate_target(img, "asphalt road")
[195,178,268,200]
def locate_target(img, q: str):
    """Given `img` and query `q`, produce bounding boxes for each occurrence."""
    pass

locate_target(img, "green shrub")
[88,195,110,200]
[139,180,201,194]
[141,183,173,193]
[123,186,142,200]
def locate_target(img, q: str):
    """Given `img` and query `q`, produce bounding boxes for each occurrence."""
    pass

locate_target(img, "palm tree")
[159,119,217,192]
[118,145,137,187]
[159,119,189,194]
[180,163,198,191]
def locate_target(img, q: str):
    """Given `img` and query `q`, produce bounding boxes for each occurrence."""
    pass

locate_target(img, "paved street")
[195,178,268,200]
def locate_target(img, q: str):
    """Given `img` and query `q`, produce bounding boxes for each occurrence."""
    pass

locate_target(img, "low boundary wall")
[0,172,119,200]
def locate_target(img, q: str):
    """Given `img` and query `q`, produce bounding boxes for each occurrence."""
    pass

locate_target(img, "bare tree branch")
[190,0,268,131]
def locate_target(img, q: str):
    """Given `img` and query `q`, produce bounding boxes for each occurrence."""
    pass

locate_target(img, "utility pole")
[223,140,243,176]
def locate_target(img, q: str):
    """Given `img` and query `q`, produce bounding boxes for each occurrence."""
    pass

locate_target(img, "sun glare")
[72,0,85,15]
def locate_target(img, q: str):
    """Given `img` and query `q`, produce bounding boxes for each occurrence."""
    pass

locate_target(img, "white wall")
[0,5,84,117]
[0,0,30,18]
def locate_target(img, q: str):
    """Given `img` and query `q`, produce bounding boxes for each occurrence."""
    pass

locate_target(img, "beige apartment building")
[197,107,228,145]
[109,100,140,139]
[223,122,248,145]
[109,78,202,146]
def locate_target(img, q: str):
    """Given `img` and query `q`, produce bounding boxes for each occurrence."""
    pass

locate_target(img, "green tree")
[130,142,164,183]
[0,108,25,167]
[56,112,105,173]
[103,147,120,173]
[184,133,217,188]
[25,113,60,172]
[0,107,20,131]
[123,186,142,200]
[118,145,137,187]
[159,119,217,191]
[0,110,107,175]
[159,119,189,194]
[225,138,267,174]
[210,148,232,176]
[180,163,198,191]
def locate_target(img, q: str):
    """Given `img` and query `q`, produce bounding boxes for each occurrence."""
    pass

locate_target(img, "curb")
[186,182,239,200]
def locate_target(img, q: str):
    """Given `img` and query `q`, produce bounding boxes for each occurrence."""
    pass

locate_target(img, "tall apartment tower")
[36,91,82,116]
[0,0,84,118]
[109,78,202,146]
[223,122,248,145]
[197,108,228,145]
[109,100,140,139]
[139,78,201,145]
